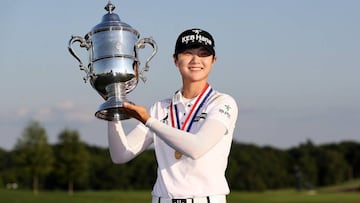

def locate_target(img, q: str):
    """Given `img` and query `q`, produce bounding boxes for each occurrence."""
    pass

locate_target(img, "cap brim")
[175,44,215,55]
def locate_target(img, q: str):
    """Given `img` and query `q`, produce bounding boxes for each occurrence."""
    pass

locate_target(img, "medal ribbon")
[170,83,213,132]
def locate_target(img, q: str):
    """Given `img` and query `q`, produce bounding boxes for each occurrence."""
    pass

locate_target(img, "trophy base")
[95,99,134,121]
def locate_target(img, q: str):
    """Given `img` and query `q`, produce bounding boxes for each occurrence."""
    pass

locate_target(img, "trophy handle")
[68,35,91,82]
[136,37,158,82]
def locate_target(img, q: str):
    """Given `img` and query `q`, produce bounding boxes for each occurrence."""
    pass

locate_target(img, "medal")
[170,83,213,160]
[174,151,182,159]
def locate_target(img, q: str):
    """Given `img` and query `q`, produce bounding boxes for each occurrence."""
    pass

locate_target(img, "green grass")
[0,190,151,203]
[319,179,360,193]
[1,189,359,203]
[228,190,360,203]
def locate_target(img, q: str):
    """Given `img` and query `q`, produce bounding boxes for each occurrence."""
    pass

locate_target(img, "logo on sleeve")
[219,104,231,119]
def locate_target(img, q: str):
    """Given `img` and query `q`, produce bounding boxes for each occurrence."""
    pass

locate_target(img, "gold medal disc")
[174,151,182,159]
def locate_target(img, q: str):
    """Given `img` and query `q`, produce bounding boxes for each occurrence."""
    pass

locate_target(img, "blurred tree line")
[0,120,359,193]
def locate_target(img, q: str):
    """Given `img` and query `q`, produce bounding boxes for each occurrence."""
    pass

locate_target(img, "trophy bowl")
[68,1,157,121]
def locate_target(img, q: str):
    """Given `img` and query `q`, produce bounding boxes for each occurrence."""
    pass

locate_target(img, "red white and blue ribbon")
[170,83,213,132]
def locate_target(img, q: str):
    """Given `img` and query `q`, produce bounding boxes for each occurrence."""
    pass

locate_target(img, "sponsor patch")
[219,104,231,119]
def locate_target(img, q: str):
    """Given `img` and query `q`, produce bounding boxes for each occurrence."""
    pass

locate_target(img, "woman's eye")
[199,52,211,57]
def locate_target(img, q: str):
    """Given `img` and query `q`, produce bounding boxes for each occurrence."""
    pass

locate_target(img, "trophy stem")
[95,83,133,121]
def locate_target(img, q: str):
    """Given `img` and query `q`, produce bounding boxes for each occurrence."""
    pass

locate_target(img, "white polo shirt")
[145,88,238,198]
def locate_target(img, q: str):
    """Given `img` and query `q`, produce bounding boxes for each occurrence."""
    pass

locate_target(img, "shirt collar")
[172,84,212,105]
[172,90,200,108]
[172,89,183,105]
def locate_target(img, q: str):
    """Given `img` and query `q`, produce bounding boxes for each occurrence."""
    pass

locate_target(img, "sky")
[0,0,359,150]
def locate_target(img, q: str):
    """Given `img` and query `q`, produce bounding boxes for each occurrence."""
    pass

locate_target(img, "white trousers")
[152,195,226,203]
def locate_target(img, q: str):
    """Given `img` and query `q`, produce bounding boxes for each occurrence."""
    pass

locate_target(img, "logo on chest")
[193,112,207,122]
[161,113,169,125]
[161,112,207,124]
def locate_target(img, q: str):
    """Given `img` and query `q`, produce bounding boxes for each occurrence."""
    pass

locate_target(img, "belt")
[152,195,226,203]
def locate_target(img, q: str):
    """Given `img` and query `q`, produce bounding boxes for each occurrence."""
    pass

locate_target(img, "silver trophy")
[68,1,157,121]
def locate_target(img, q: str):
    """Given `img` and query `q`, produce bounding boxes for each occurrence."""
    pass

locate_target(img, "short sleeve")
[206,94,238,132]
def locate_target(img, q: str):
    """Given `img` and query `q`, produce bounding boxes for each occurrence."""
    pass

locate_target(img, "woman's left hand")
[122,102,150,124]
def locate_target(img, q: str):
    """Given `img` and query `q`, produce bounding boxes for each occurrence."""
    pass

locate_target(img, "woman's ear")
[213,55,217,63]
[173,54,178,64]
